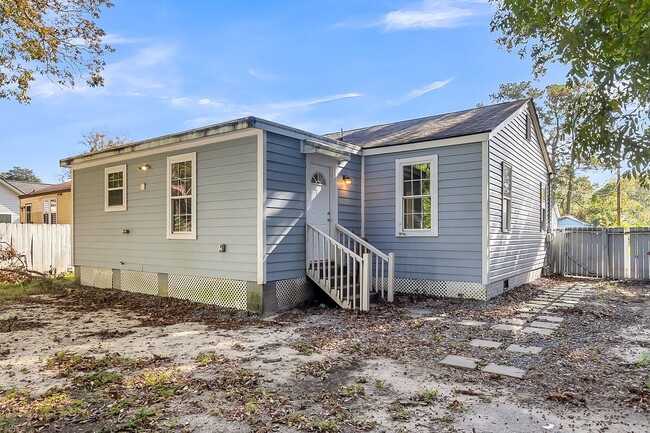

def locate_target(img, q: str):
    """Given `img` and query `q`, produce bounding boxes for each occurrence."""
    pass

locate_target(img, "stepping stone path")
[438,282,589,379]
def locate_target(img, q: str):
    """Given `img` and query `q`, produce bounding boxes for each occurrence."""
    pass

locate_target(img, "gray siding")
[488,109,547,283]
[0,183,19,222]
[265,133,306,281]
[364,143,483,282]
[73,135,258,281]
[338,154,362,234]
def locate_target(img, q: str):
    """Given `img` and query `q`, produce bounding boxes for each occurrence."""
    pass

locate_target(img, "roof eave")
[0,179,24,195]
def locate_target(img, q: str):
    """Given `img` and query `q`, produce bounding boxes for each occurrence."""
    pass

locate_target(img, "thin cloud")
[406,79,452,100]
[248,68,280,81]
[269,92,362,110]
[382,1,491,30]
[198,98,223,107]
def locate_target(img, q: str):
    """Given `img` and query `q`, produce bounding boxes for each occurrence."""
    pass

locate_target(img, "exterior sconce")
[137,164,150,171]
[342,175,352,185]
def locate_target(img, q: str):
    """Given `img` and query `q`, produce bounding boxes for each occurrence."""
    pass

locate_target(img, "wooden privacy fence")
[550,227,650,280]
[0,224,72,273]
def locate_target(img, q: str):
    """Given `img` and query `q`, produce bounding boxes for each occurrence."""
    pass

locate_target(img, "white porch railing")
[336,224,394,302]
[306,224,371,311]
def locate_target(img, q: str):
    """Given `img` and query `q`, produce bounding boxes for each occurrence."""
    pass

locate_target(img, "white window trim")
[502,162,512,233]
[166,152,197,240]
[104,164,127,212]
[395,155,438,237]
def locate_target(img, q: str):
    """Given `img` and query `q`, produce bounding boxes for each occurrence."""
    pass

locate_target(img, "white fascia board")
[481,140,490,285]
[362,133,490,156]
[256,120,361,154]
[488,100,555,178]
[65,129,261,170]
[0,179,23,195]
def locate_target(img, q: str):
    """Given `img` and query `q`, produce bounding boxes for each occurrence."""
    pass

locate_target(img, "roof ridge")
[326,99,529,137]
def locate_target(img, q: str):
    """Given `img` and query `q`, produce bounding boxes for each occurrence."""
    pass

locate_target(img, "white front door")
[307,164,331,236]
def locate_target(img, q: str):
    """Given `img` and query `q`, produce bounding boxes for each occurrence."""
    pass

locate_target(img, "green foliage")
[491,0,650,181]
[0,0,114,102]
[0,166,41,182]
[586,178,650,227]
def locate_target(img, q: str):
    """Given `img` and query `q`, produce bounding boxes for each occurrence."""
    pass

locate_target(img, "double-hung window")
[167,152,196,239]
[25,203,32,223]
[395,155,438,237]
[105,165,127,212]
[502,162,512,232]
[43,199,57,224]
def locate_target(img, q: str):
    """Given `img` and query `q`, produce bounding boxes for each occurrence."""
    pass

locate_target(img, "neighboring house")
[19,181,72,224]
[557,215,593,228]
[60,99,553,313]
[0,179,51,223]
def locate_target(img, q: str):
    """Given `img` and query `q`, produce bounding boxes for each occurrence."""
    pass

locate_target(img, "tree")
[0,0,114,102]
[81,129,129,153]
[0,166,41,182]
[490,0,650,180]
[587,177,650,227]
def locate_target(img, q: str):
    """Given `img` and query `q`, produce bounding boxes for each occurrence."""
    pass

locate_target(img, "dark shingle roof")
[19,181,70,198]
[324,99,528,149]
[2,180,52,194]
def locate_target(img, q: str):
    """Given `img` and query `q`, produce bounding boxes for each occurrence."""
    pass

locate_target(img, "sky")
[1,0,612,184]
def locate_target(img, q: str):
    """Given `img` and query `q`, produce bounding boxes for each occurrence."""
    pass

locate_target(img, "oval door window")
[311,172,326,186]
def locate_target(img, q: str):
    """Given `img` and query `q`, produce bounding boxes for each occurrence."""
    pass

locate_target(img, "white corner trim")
[256,130,266,285]
[481,140,490,285]
[394,154,438,238]
[104,164,127,212]
[360,155,365,238]
[363,133,489,156]
[166,152,197,240]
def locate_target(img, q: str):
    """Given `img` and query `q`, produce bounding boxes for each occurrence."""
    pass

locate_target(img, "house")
[60,99,553,313]
[557,216,593,228]
[0,179,51,223]
[19,181,72,224]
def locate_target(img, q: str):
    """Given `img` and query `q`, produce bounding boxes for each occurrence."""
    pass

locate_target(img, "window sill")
[395,231,438,238]
[167,232,196,240]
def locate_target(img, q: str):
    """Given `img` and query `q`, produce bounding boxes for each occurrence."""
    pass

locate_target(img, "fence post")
[602,228,609,279]
[387,252,395,302]
[361,253,371,312]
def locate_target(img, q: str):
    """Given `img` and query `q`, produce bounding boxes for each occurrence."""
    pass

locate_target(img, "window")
[540,182,547,232]
[105,165,127,212]
[0,214,10,223]
[167,152,196,239]
[502,162,512,232]
[43,199,57,224]
[25,204,32,223]
[395,155,438,237]
[525,113,532,140]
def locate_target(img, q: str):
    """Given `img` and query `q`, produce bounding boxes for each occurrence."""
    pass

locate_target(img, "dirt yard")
[0,277,649,433]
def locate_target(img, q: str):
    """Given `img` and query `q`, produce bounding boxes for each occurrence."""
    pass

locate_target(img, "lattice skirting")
[168,273,247,310]
[79,266,113,289]
[394,278,487,301]
[276,277,314,310]
[120,270,158,296]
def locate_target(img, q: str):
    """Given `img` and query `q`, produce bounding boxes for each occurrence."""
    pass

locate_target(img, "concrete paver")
[500,318,527,325]
[482,363,526,378]
[492,324,523,332]
[536,315,564,323]
[506,344,543,354]
[439,354,479,370]
[530,321,560,330]
[470,339,502,348]
[522,326,554,336]
[457,319,487,327]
